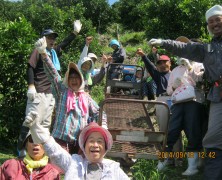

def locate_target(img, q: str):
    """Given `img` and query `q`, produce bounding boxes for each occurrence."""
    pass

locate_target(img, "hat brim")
[44,32,58,38]
[42,32,59,38]
[158,55,171,62]
[88,53,98,61]
[17,129,31,150]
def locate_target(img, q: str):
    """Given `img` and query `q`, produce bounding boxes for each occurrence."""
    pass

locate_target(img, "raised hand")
[148,38,163,46]
[23,111,39,128]
[136,48,145,56]
[179,58,192,70]
[73,20,82,35]
[35,36,47,54]
[23,111,50,144]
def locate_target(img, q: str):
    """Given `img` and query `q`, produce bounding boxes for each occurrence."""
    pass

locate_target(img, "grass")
[0,145,17,165]
[0,152,15,165]
[130,159,204,180]
[0,146,205,180]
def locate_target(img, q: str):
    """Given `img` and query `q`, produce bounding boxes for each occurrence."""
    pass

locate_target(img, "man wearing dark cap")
[17,20,82,156]
[148,4,222,179]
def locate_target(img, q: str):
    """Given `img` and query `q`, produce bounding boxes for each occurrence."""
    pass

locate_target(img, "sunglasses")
[28,136,34,143]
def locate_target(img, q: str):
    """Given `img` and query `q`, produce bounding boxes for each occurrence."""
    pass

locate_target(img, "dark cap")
[41,29,58,38]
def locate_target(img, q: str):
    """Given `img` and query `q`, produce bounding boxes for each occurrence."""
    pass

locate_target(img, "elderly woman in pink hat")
[23,111,129,179]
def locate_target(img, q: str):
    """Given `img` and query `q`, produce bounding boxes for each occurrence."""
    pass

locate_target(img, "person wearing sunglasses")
[0,133,62,179]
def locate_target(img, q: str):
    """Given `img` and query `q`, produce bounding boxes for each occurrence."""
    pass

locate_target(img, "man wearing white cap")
[148,4,222,179]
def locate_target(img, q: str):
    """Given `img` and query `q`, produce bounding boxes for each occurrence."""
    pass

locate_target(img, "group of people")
[1,4,222,179]
[0,20,130,179]
[145,4,222,179]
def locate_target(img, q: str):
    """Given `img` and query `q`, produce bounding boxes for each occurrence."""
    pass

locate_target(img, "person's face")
[81,61,92,73]
[84,132,106,163]
[157,60,171,73]
[111,45,118,50]
[26,136,45,161]
[208,15,222,37]
[136,70,142,78]
[68,72,81,91]
[45,34,57,49]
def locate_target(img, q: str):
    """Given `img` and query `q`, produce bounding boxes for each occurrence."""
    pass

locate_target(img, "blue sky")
[109,0,118,5]
[10,0,119,4]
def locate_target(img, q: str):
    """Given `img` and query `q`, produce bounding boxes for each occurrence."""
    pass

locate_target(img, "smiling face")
[84,132,106,163]
[68,71,81,91]
[208,15,222,37]
[81,61,92,73]
[156,60,171,73]
[26,136,45,161]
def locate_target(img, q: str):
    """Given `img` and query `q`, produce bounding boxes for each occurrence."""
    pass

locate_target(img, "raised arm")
[34,36,62,100]
[79,36,93,62]
[22,111,74,172]
[136,48,160,82]
[92,55,107,85]
[55,20,82,57]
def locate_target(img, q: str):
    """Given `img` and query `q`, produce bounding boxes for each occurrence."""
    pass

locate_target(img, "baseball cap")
[41,29,58,38]
[157,55,170,63]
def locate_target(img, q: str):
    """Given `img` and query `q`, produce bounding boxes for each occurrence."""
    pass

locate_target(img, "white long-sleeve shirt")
[44,137,130,180]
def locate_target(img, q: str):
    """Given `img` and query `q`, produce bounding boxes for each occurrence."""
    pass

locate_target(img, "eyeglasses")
[68,75,80,80]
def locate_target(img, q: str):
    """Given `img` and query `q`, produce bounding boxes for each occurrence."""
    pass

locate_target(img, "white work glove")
[179,58,192,70]
[173,77,182,89]
[34,36,47,54]
[27,85,37,101]
[73,20,82,35]
[23,111,50,144]
[148,38,163,46]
